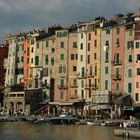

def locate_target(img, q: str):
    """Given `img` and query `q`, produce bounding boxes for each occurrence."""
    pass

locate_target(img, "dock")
[114,128,140,139]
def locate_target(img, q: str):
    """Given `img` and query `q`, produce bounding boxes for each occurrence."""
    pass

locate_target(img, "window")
[17,57,19,63]
[51,58,54,65]
[94,65,97,76]
[27,48,29,56]
[127,41,133,49]
[128,69,132,77]
[137,68,140,75]
[21,56,24,62]
[60,79,64,86]
[31,39,34,45]
[88,43,90,51]
[59,66,62,73]
[31,58,33,64]
[105,40,109,46]
[81,33,83,39]
[73,66,77,72]
[89,90,91,98]
[94,53,97,60]
[37,42,39,48]
[81,90,84,99]
[116,38,120,46]
[105,80,108,90]
[90,66,92,76]
[73,42,77,48]
[105,52,109,62]
[60,92,64,99]
[129,30,133,36]
[82,67,85,77]
[51,48,55,53]
[57,31,68,37]
[87,55,90,64]
[95,30,97,35]
[88,33,91,40]
[106,29,110,34]
[81,80,84,88]
[80,55,83,61]
[89,79,91,87]
[46,41,48,47]
[80,43,83,50]
[27,58,29,64]
[74,89,77,97]
[60,42,64,48]
[116,28,120,34]
[136,82,139,88]
[45,55,48,65]
[76,54,78,60]
[60,54,64,60]
[94,40,97,47]
[137,54,140,61]
[135,93,139,101]
[128,83,132,93]
[74,79,77,86]
[116,83,119,90]
[136,42,140,48]
[31,47,34,52]
[35,56,39,65]
[105,66,108,74]
[71,54,74,60]
[128,55,132,62]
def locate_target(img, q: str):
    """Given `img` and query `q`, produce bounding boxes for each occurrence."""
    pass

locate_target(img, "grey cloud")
[0,0,139,42]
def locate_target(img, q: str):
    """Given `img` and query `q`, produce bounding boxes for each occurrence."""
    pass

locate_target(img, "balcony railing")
[69,94,78,99]
[112,74,122,80]
[112,60,122,66]
[58,85,67,89]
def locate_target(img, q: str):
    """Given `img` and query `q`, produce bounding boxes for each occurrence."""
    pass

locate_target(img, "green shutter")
[82,67,85,77]
[61,42,64,48]
[45,55,48,64]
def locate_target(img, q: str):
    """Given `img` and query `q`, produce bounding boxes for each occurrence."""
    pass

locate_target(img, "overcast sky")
[0,0,139,42]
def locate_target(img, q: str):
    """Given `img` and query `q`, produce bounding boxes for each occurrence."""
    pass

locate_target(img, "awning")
[114,94,130,105]
[90,105,111,110]
[59,102,73,106]
[49,102,74,106]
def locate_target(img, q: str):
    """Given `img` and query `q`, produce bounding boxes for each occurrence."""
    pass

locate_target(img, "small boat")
[104,120,120,127]
[48,112,78,125]
[87,119,104,126]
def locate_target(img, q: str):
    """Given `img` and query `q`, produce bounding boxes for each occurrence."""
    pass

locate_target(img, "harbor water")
[0,122,137,140]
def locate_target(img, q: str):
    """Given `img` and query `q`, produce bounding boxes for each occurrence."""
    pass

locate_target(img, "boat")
[48,112,79,125]
[87,119,104,126]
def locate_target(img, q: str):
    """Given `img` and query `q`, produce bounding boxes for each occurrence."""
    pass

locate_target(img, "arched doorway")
[16,102,23,113]
[9,102,14,116]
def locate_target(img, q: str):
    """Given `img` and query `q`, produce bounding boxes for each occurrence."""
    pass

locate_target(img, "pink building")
[85,31,94,102]
[112,24,125,95]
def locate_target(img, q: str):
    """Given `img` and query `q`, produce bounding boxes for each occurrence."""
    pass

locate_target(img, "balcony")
[85,84,96,90]
[69,94,78,99]
[136,60,140,63]
[86,73,94,78]
[104,59,109,63]
[112,74,122,80]
[76,73,86,79]
[112,60,122,66]
[58,85,67,89]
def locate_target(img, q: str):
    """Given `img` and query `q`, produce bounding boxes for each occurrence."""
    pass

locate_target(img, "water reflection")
[0,122,137,140]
